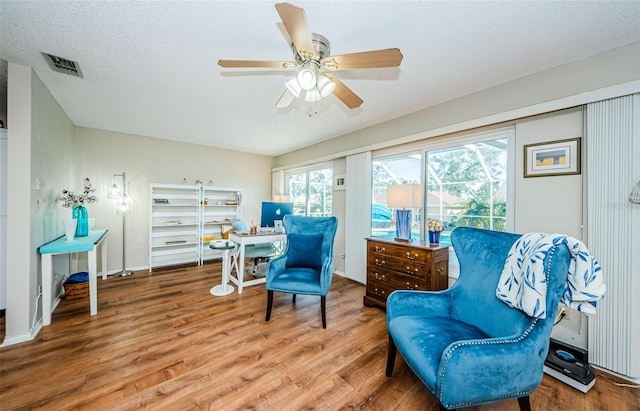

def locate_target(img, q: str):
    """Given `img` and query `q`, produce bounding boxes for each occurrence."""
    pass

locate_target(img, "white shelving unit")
[200,186,242,263]
[149,184,242,271]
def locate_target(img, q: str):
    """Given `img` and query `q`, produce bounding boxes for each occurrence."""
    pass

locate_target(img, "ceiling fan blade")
[322,73,363,109]
[321,48,403,70]
[276,89,296,108]
[275,2,315,60]
[218,60,296,69]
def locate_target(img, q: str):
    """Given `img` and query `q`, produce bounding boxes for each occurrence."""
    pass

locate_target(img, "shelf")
[149,183,242,271]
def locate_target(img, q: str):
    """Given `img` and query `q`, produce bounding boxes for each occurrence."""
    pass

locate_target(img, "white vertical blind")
[586,94,640,378]
[344,152,371,284]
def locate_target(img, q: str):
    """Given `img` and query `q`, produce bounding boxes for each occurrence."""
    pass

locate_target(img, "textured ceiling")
[1,1,639,156]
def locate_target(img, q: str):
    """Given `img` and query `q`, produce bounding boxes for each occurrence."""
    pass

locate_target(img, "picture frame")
[334,174,346,190]
[523,137,581,178]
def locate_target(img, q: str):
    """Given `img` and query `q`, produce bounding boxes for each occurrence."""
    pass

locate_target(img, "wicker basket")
[63,272,89,300]
[63,282,88,300]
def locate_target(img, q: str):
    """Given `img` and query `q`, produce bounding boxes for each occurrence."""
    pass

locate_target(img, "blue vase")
[428,230,441,245]
[73,205,89,237]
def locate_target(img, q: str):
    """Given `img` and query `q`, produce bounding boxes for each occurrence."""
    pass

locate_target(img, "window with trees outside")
[371,129,512,245]
[372,153,422,239]
[425,138,509,245]
[286,165,333,217]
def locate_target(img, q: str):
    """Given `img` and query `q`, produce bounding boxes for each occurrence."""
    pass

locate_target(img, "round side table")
[209,241,235,296]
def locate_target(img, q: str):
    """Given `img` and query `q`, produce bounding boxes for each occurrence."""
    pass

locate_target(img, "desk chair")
[265,215,338,328]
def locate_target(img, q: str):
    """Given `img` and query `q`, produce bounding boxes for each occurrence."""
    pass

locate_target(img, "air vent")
[42,53,83,78]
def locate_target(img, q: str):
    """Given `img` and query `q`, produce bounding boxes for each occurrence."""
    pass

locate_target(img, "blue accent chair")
[231,220,275,275]
[265,215,338,329]
[386,227,571,410]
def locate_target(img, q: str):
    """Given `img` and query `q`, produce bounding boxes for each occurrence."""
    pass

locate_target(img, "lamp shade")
[387,184,423,209]
[297,68,317,91]
[273,195,291,202]
[108,182,122,199]
[285,77,302,98]
[304,88,321,102]
[317,75,336,97]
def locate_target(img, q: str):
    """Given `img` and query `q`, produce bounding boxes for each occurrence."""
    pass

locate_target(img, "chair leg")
[386,334,397,377]
[266,290,274,322]
[321,296,327,329]
[517,396,531,411]
[439,405,447,411]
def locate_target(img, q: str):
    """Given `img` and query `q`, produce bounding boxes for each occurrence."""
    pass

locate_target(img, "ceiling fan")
[218,2,403,112]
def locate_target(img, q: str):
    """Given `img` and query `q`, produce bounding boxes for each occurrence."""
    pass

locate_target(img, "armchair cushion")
[285,233,323,269]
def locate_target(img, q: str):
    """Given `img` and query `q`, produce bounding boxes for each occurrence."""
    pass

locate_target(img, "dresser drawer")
[368,254,430,278]
[368,241,432,264]
[366,279,396,303]
[367,266,427,290]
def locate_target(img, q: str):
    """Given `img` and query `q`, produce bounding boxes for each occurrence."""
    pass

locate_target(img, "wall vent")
[42,53,83,78]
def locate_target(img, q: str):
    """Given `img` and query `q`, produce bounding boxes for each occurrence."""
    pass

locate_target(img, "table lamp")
[387,184,422,242]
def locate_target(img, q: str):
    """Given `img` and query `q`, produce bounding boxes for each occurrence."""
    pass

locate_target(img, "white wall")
[72,127,273,273]
[331,157,346,276]
[513,107,588,348]
[4,63,75,345]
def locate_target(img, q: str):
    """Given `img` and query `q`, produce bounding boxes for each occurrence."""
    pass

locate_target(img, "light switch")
[35,177,40,190]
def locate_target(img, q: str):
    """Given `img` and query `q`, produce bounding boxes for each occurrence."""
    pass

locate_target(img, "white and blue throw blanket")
[496,233,606,319]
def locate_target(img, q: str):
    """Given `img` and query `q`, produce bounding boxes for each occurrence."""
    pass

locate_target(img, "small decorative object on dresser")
[426,218,444,245]
[364,237,449,309]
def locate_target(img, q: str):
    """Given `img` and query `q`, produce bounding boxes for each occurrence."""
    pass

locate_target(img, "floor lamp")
[108,172,133,277]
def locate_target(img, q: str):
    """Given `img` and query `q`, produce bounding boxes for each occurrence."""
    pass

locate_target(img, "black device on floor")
[543,338,595,393]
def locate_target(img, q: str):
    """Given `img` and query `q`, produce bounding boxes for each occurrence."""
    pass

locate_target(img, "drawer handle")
[406,252,419,260]
[374,288,386,297]
[437,267,446,276]
[375,259,385,267]
[406,266,419,275]
[374,272,386,281]
[374,246,386,253]
[406,282,419,290]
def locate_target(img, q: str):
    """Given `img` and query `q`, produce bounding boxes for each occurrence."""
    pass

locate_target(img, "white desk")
[39,229,108,326]
[228,231,286,293]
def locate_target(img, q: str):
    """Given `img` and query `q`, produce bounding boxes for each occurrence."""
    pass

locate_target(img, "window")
[425,138,509,244]
[286,165,333,216]
[371,128,512,244]
[371,153,421,239]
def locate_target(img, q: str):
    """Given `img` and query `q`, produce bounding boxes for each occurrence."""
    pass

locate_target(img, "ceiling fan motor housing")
[293,33,330,66]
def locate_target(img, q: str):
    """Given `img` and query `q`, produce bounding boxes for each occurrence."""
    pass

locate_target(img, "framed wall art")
[523,137,581,178]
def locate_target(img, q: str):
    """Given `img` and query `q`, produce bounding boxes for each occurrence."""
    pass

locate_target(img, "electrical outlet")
[556,304,570,321]
[38,285,43,295]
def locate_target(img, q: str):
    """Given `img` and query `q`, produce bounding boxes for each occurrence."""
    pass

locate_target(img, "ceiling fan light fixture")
[285,78,302,98]
[317,75,336,98]
[304,88,321,102]
[297,68,317,90]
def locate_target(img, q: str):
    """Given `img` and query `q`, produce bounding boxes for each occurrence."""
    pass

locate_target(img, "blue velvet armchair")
[386,227,571,410]
[265,215,338,329]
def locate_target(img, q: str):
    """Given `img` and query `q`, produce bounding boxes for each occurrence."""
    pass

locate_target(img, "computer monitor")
[260,201,293,228]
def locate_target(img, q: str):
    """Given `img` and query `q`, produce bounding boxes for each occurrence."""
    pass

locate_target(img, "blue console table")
[39,229,108,326]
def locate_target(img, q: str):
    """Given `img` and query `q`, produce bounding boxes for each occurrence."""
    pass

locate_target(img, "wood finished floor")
[0,262,638,411]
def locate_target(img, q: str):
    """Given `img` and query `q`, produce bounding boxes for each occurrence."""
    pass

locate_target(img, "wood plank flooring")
[1,262,638,410]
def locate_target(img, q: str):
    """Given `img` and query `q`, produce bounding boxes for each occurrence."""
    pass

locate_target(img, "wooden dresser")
[363,236,449,309]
